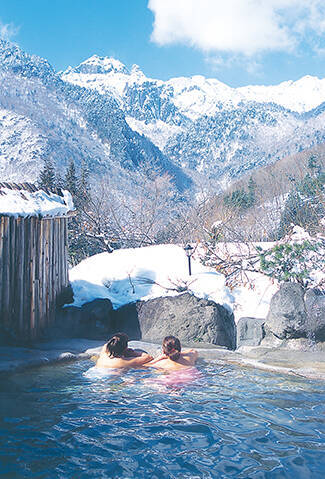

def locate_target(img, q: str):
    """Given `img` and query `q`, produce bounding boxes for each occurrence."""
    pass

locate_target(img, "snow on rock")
[0,187,74,218]
[68,244,278,321]
[231,273,279,321]
[69,244,232,309]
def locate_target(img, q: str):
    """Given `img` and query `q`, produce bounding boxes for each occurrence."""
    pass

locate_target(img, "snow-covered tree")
[38,158,56,192]
[278,158,324,238]
[200,224,324,289]
[77,166,184,253]
[64,159,78,198]
[258,226,324,287]
[78,161,91,208]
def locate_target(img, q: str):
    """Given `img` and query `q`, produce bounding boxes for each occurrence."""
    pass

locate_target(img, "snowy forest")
[38,151,325,268]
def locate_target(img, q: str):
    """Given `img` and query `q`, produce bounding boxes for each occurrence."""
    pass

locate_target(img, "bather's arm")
[143,353,168,367]
[124,348,147,357]
[123,352,153,367]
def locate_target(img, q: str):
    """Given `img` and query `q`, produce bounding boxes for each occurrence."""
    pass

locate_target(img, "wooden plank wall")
[0,216,69,340]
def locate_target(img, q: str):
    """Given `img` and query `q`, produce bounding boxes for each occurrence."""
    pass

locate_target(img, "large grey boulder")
[111,302,142,340]
[304,288,325,342]
[266,283,306,339]
[236,317,265,348]
[53,299,114,339]
[266,283,307,339]
[266,283,325,341]
[113,293,236,349]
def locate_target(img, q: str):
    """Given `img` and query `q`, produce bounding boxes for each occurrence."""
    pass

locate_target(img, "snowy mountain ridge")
[62,56,325,182]
[62,56,325,117]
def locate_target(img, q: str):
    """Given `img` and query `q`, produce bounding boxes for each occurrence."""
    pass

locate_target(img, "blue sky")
[1,0,325,87]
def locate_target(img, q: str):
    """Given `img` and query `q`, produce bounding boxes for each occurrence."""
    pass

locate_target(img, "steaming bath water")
[1,359,325,478]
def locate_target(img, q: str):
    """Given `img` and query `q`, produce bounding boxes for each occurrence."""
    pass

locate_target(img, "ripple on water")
[0,360,325,478]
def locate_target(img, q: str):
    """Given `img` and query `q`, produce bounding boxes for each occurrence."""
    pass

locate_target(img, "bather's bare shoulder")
[96,358,116,368]
[182,349,198,363]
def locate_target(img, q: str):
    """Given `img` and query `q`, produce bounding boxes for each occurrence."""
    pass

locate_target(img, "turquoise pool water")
[1,359,325,478]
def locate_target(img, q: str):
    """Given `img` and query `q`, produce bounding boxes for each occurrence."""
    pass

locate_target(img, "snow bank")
[68,244,278,321]
[231,273,278,320]
[0,188,74,218]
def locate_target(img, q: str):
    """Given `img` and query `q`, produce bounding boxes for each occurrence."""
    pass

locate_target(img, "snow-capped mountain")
[0,40,190,190]
[61,55,325,183]
[63,55,325,118]
[1,41,325,192]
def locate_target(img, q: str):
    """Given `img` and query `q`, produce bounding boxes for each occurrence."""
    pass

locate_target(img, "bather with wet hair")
[146,335,198,371]
[96,332,153,368]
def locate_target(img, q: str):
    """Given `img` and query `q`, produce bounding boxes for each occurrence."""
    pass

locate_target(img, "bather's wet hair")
[106,333,129,358]
[163,336,181,361]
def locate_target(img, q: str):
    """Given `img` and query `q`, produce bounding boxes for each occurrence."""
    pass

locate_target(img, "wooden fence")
[0,215,69,340]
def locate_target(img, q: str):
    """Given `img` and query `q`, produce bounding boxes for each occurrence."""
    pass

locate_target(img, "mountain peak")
[70,55,129,75]
[130,64,144,77]
[295,74,321,85]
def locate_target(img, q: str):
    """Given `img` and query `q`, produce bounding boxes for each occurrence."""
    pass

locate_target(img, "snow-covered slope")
[164,102,325,179]
[62,55,325,183]
[0,41,190,191]
[238,76,325,113]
